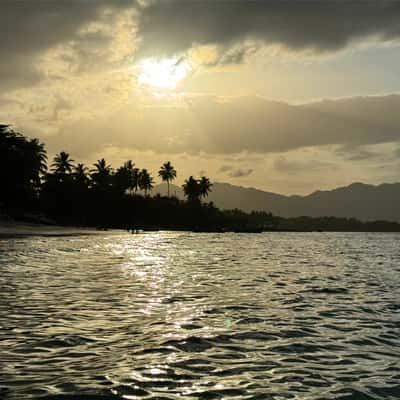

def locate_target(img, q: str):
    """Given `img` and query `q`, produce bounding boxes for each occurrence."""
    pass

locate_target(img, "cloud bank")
[44,94,400,158]
[0,1,133,90]
[2,0,400,92]
[137,0,400,59]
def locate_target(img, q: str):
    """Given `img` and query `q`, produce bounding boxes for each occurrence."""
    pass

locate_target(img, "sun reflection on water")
[2,232,400,399]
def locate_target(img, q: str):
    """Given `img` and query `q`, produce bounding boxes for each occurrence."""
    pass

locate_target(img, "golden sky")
[1,1,400,194]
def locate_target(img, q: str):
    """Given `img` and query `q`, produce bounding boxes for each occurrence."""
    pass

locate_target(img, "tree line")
[45,151,211,200]
[4,124,397,232]
[1,125,212,204]
[1,124,272,231]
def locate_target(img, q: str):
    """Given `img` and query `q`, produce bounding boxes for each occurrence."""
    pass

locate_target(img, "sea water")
[1,232,399,399]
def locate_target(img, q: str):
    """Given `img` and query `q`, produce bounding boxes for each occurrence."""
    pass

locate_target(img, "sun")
[138,57,190,90]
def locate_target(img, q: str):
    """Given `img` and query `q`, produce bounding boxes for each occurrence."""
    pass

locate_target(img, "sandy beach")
[0,220,119,238]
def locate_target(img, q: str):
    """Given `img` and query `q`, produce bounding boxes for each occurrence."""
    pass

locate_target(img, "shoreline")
[0,220,123,238]
[2,220,400,238]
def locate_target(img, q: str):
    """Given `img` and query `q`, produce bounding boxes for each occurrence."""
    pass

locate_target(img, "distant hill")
[154,182,400,222]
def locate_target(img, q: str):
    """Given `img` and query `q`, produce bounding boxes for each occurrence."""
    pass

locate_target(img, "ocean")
[1,231,399,399]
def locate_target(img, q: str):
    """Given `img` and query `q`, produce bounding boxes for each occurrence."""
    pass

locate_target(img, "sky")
[1,0,400,195]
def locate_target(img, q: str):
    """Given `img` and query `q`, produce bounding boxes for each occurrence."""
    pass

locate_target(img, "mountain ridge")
[154,181,400,222]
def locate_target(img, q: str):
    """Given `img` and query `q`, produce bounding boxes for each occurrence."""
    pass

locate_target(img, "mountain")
[154,182,400,222]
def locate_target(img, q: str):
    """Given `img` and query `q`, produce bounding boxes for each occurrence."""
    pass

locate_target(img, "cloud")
[274,156,335,175]
[218,164,253,177]
[52,96,73,121]
[136,0,400,60]
[0,55,44,91]
[3,0,400,97]
[188,94,400,153]
[42,93,400,158]
[0,1,134,90]
[3,0,400,95]
[335,144,381,161]
[207,42,260,66]
[218,165,233,173]
[229,168,253,178]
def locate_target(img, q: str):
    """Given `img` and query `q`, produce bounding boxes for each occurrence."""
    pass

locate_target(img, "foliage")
[91,158,112,189]
[138,169,154,196]
[199,176,212,198]
[182,176,201,202]
[51,151,74,176]
[114,160,136,195]
[158,161,177,197]
[0,125,47,213]
[182,175,213,203]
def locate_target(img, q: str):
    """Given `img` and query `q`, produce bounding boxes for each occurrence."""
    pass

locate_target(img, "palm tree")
[91,158,112,189]
[73,163,89,186]
[132,167,140,194]
[199,176,212,199]
[114,160,135,194]
[1,126,47,205]
[25,138,47,187]
[138,169,154,196]
[51,151,74,175]
[182,176,201,202]
[93,158,111,173]
[158,161,177,197]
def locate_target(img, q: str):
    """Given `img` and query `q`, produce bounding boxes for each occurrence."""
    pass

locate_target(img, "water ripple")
[1,232,400,399]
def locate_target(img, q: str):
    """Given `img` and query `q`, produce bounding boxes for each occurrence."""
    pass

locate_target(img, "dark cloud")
[218,165,253,177]
[3,0,400,92]
[137,0,400,59]
[0,55,43,91]
[0,1,133,90]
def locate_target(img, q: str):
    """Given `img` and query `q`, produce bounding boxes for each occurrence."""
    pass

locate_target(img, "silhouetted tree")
[199,176,212,199]
[182,176,201,202]
[1,124,275,231]
[7,125,396,233]
[91,158,112,189]
[42,152,76,222]
[0,125,47,212]
[25,138,47,184]
[132,167,140,194]
[73,163,89,186]
[51,151,74,178]
[158,161,177,197]
[114,160,136,195]
[138,169,154,196]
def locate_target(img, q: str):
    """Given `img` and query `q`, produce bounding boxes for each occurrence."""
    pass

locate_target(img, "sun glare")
[138,57,189,90]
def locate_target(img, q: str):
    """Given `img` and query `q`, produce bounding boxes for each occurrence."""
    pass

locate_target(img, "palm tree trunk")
[167,181,170,197]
